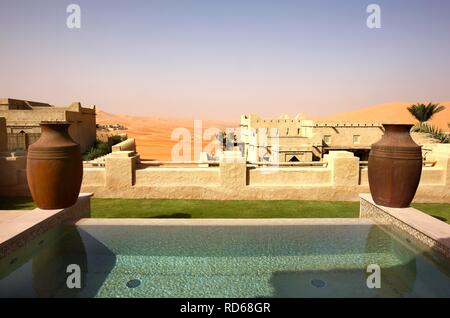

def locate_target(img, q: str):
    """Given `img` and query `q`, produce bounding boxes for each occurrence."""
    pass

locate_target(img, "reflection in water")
[365,225,417,297]
[0,226,116,298]
[268,262,419,298]
[268,226,418,298]
[32,227,88,297]
[1,223,450,297]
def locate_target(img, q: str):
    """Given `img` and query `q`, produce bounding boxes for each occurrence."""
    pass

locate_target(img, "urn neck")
[40,123,71,139]
[382,124,414,139]
[375,123,420,150]
[34,122,78,149]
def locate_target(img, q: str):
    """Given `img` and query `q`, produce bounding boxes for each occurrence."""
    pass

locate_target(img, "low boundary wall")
[1,145,450,202]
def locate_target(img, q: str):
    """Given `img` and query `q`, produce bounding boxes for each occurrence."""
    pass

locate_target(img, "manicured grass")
[412,203,450,224]
[1,197,449,223]
[90,199,360,218]
[0,197,36,210]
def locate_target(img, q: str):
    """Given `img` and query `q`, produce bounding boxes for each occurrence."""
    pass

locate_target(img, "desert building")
[0,98,96,153]
[240,114,384,162]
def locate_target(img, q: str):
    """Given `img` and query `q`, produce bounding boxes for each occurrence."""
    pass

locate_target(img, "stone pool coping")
[359,193,450,258]
[0,193,92,259]
[76,218,375,226]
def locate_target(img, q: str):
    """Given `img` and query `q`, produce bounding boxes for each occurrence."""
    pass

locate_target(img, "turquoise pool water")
[1,223,450,297]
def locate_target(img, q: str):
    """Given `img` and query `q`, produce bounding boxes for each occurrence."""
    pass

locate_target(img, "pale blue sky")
[0,0,449,119]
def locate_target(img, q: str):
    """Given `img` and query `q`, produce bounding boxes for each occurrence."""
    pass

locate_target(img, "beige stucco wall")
[66,108,97,153]
[0,154,28,196]
[310,125,384,149]
[0,109,66,124]
[360,168,369,186]
[419,167,447,185]
[241,114,386,162]
[2,147,450,203]
[112,138,136,153]
[82,168,106,186]
[248,167,331,186]
[0,100,96,153]
[78,148,450,202]
[136,167,221,186]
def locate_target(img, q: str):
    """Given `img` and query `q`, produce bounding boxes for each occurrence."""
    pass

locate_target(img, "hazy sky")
[1,0,449,119]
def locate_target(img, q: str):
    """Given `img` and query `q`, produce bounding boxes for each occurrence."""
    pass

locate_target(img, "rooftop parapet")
[67,102,96,114]
[241,113,383,128]
[0,98,96,114]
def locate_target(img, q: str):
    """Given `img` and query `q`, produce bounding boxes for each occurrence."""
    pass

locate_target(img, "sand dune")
[96,111,238,160]
[97,102,449,159]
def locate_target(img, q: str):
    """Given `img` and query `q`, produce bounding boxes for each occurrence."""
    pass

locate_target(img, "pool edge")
[359,193,450,259]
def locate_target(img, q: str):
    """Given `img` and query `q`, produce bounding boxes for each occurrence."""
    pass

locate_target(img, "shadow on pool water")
[0,227,116,298]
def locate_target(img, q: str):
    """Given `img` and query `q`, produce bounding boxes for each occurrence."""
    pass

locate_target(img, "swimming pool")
[1,219,450,297]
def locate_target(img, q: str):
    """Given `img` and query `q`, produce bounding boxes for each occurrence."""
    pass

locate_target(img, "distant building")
[0,98,96,153]
[240,114,384,162]
[96,123,127,132]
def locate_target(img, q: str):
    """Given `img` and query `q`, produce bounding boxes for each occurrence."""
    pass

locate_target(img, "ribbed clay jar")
[368,124,422,208]
[26,122,83,209]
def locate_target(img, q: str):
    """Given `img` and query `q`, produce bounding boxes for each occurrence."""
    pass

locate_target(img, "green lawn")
[90,199,360,218]
[0,197,449,223]
[411,203,450,224]
[0,197,36,210]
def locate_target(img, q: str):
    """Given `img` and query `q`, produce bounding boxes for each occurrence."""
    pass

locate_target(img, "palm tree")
[215,131,237,150]
[407,103,445,124]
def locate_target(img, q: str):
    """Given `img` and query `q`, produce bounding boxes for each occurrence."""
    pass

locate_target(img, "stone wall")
[241,113,385,161]
[112,138,136,153]
[0,100,96,153]
[78,147,450,202]
[2,146,450,203]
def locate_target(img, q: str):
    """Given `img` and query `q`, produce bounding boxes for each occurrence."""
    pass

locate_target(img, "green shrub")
[82,135,126,161]
[82,140,111,161]
[412,123,450,143]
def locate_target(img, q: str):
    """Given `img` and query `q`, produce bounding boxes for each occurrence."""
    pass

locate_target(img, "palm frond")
[412,123,450,143]
[407,102,445,123]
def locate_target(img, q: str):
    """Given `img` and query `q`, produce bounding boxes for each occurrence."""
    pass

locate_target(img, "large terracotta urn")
[368,124,422,208]
[27,122,83,209]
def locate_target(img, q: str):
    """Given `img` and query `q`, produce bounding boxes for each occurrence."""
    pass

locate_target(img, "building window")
[297,128,300,135]
[353,135,361,144]
[324,135,331,144]
[286,128,289,136]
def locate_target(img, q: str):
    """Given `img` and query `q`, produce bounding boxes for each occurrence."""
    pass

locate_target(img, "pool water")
[1,222,450,297]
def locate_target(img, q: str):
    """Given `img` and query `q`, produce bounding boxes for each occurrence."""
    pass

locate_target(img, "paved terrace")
[0,193,92,258]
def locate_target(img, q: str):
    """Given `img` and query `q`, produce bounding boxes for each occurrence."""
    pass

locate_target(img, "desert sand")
[96,111,238,160]
[97,102,449,160]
